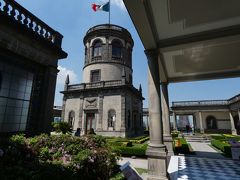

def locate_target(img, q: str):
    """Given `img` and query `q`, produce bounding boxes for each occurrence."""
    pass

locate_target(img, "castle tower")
[82,24,133,84]
[61,24,144,137]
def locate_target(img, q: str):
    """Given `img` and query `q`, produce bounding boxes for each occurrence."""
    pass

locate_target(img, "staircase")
[184,135,211,143]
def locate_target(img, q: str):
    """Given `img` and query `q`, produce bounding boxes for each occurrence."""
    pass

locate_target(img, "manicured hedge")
[111,144,147,157]
[108,141,133,147]
[173,138,191,154]
[129,136,149,144]
[211,139,232,157]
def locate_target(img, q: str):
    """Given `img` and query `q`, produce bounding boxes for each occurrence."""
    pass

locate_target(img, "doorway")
[85,113,96,134]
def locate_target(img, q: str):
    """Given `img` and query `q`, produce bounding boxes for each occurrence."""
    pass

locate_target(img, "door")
[85,113,96,133]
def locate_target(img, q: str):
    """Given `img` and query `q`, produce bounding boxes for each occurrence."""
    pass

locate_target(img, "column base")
[163,135,174,156]
[200,128,205,134]
[232,129,237,135]
[146,145,168,180]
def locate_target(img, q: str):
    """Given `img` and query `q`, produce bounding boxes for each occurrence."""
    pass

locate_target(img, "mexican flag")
[92,1,110,12]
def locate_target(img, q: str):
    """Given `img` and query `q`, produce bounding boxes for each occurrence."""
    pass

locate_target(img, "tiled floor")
[178,156,240,180]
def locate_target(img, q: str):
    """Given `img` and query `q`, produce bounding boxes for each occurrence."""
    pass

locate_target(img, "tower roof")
[83,24,134,46]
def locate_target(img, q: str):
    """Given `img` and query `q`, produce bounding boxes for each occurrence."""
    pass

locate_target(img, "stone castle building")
[61,24,144,137]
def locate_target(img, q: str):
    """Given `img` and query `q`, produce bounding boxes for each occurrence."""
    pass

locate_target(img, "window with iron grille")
[90,70,101,82]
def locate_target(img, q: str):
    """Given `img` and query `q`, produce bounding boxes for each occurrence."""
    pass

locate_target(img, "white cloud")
[57,65,78,85]
[112,0,125,10]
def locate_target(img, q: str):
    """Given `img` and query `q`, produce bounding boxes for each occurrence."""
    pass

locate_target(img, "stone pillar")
[238,109,240,120]
[38,66,58,134]
[146,115,149,130]
[61,96,66,122]
[97,95,103,131]
[121,93,126,131]
[172,112,177,130]
[199,111,204,133]
[229,111,237,135]
[145,49,167,180]
[78,96,84,132]
[161,82,174,156]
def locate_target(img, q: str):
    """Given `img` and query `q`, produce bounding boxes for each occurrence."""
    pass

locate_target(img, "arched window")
[112,40,122,58]
[127,47,132,66]
[108,109,116,128]
[68,111,75,128]
[92,40,102,57]
[206,115,217,129]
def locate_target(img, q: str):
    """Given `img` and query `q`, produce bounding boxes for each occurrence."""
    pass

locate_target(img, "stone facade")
[171,94,240,135]
[0,0,67,135]
[61,24,144,137]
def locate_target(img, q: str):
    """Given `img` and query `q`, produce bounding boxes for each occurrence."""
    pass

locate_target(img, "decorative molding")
[85,98,98,109]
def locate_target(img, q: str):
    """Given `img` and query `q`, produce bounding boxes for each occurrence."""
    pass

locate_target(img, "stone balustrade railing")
[228,94,240,105]
[0,0,63,47]
[67,80,124,91]
[172,100,228,107]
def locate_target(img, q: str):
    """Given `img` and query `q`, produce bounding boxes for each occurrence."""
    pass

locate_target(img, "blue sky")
[16,0,240,107]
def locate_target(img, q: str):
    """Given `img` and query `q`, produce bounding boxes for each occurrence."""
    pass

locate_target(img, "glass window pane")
[0,97,7,105]
[19,123,26,131]
[22,108,29,116]
[0,89,9,96]
[21,115,28,124]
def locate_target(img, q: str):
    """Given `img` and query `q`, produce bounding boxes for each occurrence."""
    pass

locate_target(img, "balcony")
[0,0,63,47]
[172,100,228,107]
[67,80,124,91]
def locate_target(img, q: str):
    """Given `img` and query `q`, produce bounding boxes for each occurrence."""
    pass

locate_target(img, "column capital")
[144,48,159,60]
[160,82,169,86]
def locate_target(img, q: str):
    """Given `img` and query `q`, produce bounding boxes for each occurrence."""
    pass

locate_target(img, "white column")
[161,82,174,156]
[172,112,177,130]
[229,111,237,135]
[161,82,170,136]
[199,111,204,133]
[145,49,167,179]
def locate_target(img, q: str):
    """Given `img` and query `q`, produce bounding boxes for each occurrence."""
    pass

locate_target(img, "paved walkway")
[168,137,240,179]
[188,141,227,159]
[118,157,148,169]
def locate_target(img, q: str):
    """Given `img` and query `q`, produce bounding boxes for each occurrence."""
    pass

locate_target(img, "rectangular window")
[90,70,101,82]
[0,63,33,133]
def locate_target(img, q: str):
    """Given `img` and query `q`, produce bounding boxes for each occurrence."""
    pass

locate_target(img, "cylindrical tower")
[83,24,134,83]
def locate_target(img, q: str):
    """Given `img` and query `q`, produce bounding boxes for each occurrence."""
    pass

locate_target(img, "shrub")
[171,131,179,138]
[0,134,118,180]
[108,141,133,147]
[51,122,72,134]
[211,139,231,157]
[173,138,191,154]
[111,144,147,157]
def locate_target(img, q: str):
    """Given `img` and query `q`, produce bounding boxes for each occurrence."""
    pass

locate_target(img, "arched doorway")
[108,109,116,130]
[206,116,217,129]
[68,111,75,128]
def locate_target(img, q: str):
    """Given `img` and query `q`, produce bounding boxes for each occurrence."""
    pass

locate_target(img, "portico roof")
[123,0,240,83]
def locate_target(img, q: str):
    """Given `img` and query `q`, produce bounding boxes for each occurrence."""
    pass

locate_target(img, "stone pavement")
[118,157,148,169]
[168,137,240,180]
[188,141,227,159]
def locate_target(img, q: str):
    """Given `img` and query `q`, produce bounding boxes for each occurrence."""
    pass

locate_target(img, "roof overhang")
[123,0,240,83]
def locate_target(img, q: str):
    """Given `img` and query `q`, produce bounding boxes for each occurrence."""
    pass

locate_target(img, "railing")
[87,24,124,34]
[228,94,240,105]
[172,100,228,107]
[0,0,63,47]
[67,80,123,91]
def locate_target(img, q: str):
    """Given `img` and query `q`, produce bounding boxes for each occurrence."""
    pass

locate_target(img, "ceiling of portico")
[123,0,240,83]
[161,34,240,82]
[151,0,240,40]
